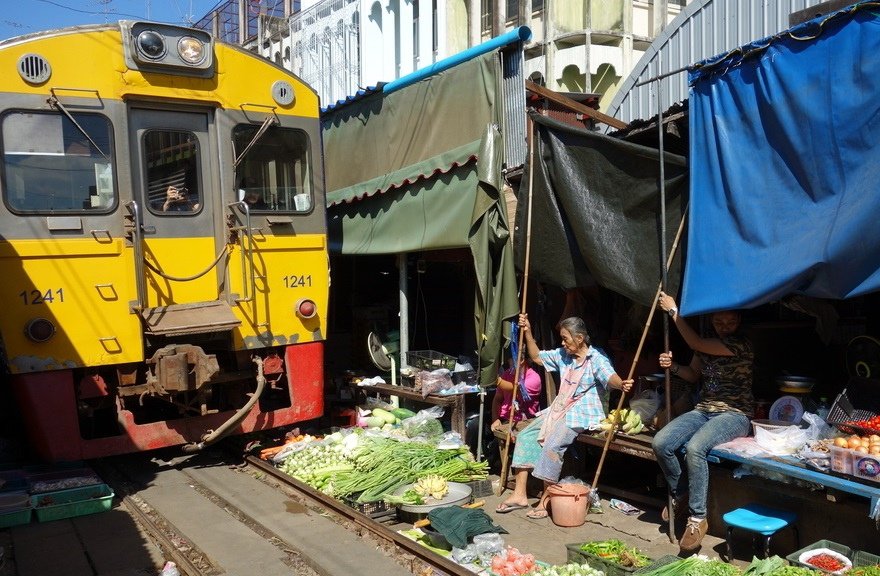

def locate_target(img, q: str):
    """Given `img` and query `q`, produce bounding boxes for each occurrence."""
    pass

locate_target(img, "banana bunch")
[413,474,449,500]
[599,409,644,435]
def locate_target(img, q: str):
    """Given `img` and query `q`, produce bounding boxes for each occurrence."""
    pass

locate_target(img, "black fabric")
[515,112,688,306]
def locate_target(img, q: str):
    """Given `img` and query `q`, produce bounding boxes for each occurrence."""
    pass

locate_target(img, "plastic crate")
[786,540,854,572]
[345,495,395,520]
[31,483,114,522]
[0,470,28,492]
[467,479,494,498]
[853,550,880,567]
[27,467,103,494]
[827,379,880,436]
[406,350,457,371]
[0,506,32,529]
[565,542,655,576]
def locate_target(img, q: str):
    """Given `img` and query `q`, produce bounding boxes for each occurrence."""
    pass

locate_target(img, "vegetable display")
[532,564,606,576]
[490,546,537,575]
[805,554,845,572]
[598,409,644,435]
[639,556,744,576]
[850,566,880,576]
[578,539,651,568]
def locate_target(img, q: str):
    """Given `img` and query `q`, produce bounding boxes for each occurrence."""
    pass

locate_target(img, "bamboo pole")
[497,116,536,495]
[589,206,689,495]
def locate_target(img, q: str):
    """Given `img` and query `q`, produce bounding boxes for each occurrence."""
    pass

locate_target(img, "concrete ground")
[1,462,735,576]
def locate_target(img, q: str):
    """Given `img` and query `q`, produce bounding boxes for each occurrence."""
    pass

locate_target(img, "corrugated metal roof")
[605,0,832,127]
[320,84,384,114]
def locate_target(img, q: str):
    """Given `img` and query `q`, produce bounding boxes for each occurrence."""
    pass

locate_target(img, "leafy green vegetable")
[380,489,424,505]
[848,567,880,576]
[744,556,788,576]
[578,540,651,567]
[766,566,820,576]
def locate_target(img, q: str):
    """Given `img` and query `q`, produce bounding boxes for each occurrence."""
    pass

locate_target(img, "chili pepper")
[806,553,844,572]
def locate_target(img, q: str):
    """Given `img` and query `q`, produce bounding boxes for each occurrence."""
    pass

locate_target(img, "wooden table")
[350,382,468,436]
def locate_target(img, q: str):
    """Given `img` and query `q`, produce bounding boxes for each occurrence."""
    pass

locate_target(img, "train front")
[0,21,328,461]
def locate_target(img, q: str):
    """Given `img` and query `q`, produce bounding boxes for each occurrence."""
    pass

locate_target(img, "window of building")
[233,125,313,213]
[2,111,115,213]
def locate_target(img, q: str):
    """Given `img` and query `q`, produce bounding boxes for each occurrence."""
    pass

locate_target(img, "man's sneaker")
[679,517,708,551]
[661,493,688,522]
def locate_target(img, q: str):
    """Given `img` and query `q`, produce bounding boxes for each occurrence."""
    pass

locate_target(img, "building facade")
[197,0,692,111]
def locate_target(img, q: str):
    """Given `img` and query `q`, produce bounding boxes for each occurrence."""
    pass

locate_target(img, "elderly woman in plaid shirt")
[495,313,633,518]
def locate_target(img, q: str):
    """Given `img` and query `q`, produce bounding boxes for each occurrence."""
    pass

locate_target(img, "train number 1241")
[19,288,64,304]
[282,275,312,288]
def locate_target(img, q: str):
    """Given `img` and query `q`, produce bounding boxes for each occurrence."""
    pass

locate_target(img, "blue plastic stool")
[723,504,799,560]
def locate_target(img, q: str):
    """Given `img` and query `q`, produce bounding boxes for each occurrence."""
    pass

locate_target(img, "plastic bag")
[753,424,809,454]
[418,368,454,398]
[629,389,662,423]
[800,412,833,441]
[472,533,505,565]
[402,406,446,439]
[436,431,464,449]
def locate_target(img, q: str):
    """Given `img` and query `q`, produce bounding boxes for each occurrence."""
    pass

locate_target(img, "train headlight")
[295,299,317,320]
[24,318,55,343]
[178,37,206,65]
[136,29,166,60]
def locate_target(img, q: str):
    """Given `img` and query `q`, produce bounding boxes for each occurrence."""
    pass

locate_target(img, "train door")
[128,108,238,335]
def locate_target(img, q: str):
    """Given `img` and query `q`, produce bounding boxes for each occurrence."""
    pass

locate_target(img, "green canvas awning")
[323,51,520,385]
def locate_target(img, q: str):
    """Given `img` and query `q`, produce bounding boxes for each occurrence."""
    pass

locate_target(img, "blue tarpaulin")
[683,3,880,315]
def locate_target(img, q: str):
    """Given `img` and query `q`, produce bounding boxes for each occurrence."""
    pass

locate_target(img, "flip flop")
[495,502,528,514]
[526,508,549,519]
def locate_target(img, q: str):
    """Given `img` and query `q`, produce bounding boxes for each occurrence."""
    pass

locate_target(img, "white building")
[198,0,692,111]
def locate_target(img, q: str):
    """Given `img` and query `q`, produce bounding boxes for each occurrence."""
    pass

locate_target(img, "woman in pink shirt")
[490,357,542,433]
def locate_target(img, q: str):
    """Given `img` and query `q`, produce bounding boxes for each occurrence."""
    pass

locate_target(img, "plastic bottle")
[160,561,180,576]
[816,397,830,422]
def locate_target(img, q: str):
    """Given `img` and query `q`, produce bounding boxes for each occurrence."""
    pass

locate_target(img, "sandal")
[526,508,549,519]
[495,502,528,514]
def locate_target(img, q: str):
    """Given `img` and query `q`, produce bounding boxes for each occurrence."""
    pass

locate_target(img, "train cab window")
[1,112,115,213]
[144,130,201,214]
[233,124,312,213]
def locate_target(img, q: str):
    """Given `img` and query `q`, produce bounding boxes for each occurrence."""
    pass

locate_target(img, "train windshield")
[233,124,312,213]
[1,112,115,213]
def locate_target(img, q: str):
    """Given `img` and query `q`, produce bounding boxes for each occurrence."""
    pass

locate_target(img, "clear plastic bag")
[629,389,662,423]
[402,406,446,439]
[417,368,454,398]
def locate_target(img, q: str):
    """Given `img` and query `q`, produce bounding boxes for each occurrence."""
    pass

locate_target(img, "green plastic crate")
[0,506,32,528]
[853,550,880,569]
[31,483,113,522]
[565,542,655,576]
[786,540,855,572]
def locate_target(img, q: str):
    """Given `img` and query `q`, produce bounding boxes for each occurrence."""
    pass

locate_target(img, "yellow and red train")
[0,21,328,461]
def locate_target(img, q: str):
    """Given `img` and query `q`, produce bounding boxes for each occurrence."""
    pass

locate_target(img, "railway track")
[91,447,478,576]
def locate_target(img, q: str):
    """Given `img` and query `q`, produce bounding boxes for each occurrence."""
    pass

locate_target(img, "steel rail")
[245,455,476,576]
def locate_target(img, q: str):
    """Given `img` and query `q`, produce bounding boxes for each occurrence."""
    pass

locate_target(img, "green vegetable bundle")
[329,436,488,502]
[578,540,651,568]
[534,564,606,576]
[850,566,880,576]
[639,556,742,576]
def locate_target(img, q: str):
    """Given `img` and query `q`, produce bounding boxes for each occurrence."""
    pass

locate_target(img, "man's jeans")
[652,409,750,518]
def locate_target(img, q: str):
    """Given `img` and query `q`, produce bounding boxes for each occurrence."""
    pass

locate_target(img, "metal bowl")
[775,375,816,391]
[394,481,472,523]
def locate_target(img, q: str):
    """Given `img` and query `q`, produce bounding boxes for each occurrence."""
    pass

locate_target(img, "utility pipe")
[383,26,532,94]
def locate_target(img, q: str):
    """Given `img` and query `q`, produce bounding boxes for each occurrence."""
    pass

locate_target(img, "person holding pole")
[653,291,754,551]
[495,313,633,518]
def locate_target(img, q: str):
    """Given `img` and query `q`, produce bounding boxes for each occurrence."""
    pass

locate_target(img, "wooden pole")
[498,116,536,495]
[589,206,688,494]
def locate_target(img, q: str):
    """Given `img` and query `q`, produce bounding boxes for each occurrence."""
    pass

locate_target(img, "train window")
[233,124,312,213]
[1,111,115,213]
[143,130,201,214]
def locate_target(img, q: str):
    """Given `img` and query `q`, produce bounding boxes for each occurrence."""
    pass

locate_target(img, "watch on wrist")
[668,307,678,318]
